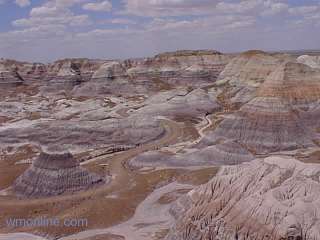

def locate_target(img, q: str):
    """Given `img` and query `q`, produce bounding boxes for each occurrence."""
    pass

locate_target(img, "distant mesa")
[129,140,254,168]
[240,49,269,56]
[13,151,105,198]
[155,50,223,58]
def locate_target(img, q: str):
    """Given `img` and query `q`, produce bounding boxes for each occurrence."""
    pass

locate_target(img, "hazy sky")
[0,0,319,62]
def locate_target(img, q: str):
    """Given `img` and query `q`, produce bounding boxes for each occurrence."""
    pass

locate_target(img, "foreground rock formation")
[167,156,320,240]
[13,151,105,198]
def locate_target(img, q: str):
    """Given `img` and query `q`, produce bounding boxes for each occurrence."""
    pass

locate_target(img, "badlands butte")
[0,49,320,240]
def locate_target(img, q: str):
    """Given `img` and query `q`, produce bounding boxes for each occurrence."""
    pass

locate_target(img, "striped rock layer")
[13,152,104,198]
[212,62,320,154]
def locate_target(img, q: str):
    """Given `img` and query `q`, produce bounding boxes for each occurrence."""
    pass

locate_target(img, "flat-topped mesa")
[13,151,105,198]
[167,156,320,240]
[91,61,127,79]
[258,62,320,104]
[151,50,226,67]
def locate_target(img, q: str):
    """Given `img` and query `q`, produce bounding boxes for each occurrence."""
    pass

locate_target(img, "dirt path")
[190,114,212,145]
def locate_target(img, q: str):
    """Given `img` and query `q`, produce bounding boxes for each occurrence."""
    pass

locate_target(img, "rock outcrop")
[297,55,320,69]
[13,151,105,198]
[167,156,320,240]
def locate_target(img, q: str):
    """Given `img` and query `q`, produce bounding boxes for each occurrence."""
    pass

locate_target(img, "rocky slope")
[13,151,105,198]
[167,156,320,240]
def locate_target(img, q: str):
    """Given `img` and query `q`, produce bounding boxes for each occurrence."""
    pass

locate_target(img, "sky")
[0,0,319,62]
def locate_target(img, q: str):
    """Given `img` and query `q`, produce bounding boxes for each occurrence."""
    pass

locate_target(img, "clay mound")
[212,97,314,153]
[13,151,105,198]
[167,156,320,240]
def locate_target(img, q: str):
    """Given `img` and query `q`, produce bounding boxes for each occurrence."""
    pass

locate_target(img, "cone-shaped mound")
[13,151,105,198]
